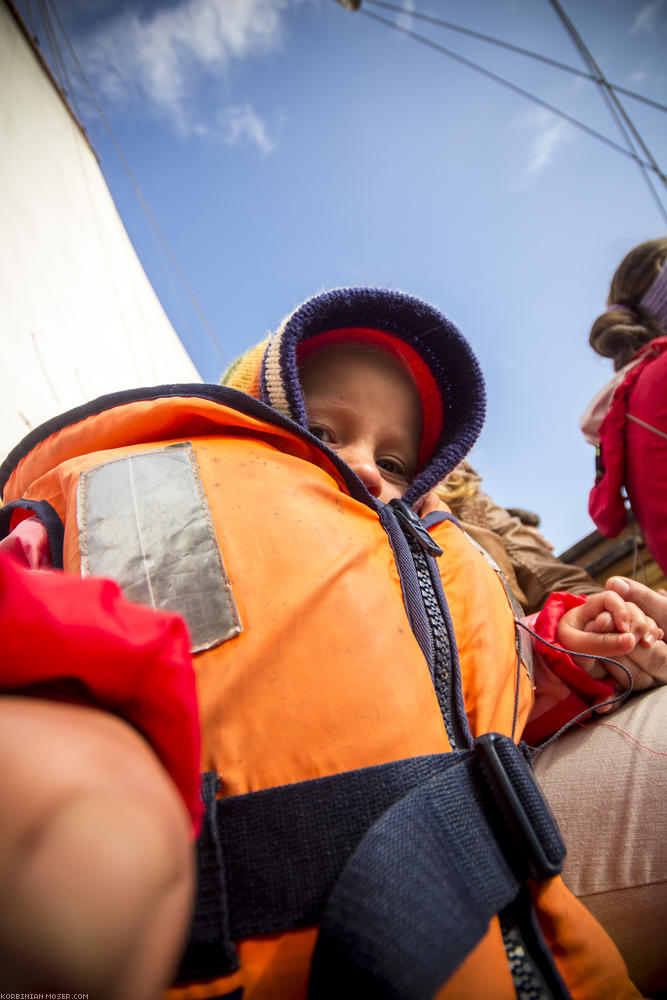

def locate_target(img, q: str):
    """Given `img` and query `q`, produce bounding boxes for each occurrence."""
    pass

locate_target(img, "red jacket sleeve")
[523,592,615,746]
[0,552,202,832]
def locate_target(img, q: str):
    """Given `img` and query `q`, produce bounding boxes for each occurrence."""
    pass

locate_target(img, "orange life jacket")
[0,385,641,1000]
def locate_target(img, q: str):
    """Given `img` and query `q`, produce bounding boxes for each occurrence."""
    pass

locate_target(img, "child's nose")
[340,446,383,497]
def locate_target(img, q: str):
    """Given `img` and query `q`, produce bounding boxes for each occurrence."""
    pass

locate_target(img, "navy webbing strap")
[178,770,239,980]
[176,735,568,997]
[176,752,463,980]
[308,734,568,1000]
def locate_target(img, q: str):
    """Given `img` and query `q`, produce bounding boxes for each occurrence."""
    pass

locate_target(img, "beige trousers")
[534,688,667,998]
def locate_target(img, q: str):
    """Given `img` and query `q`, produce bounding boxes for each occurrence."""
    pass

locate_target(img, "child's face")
[300,343,422,503]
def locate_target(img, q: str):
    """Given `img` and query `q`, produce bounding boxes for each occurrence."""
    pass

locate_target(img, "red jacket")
[0,546,202,832]
[586,336,667,574]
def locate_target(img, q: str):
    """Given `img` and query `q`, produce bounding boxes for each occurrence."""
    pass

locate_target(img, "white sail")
[0,1,202,465]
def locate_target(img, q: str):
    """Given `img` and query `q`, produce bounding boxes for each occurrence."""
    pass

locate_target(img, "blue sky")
[20,0,667,551]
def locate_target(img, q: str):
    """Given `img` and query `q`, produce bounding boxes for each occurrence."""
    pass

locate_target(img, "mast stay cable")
[364,0,667,115]
[358,7,662,181]
[35,0,86,132]
[546,0,666,223]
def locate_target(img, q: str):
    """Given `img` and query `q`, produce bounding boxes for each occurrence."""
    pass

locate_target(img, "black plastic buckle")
[475,733,564,881]
[389,499,444,556]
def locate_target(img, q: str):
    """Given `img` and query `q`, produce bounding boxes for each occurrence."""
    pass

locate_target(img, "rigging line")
[42,0,228,367]
[39,0,85,124]
[35,0,66,93]
[359,8,658,175]
[364,0,667,115]
[24,0,36,35]
[548,0,665,178]
[36,0,183,372]
[43,0,187,358]
[547,0,667,223]
[603,113,666,223]
[592,88,665,118]
[579,84,667,223]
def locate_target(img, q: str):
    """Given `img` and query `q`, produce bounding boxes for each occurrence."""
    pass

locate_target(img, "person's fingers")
[620,638,667,686]
[560,591,626,634]
[588,590,662,645]
[557,593,663,676]
[558,617,636,657]
[583,611,614,634]
[640,625,664,646]
[416,490,441,517]
[589,589,631,630]
[606,576,667,633]
[620,601,663,646]
[598,657,650,691]
[582,639,667,698]
[581,598,662,645]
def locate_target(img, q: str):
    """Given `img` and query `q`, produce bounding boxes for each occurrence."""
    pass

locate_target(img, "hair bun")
[589,308,652,370]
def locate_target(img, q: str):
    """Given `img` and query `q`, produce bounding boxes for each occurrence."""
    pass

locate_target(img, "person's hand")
[415,490,445,517]
[556,590,663,692]
[599,577,667,689]
[608,638,667,692]
[605,576,667,632]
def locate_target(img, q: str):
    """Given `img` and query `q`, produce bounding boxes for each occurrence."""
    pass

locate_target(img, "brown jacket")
[450,489,601,614]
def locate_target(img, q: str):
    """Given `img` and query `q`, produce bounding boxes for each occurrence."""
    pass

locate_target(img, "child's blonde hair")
[433,460,481,513]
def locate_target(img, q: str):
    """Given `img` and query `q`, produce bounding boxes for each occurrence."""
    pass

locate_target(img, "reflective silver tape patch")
[78,442,242,652]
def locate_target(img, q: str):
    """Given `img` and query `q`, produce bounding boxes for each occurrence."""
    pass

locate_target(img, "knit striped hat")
[222,287,486,504]
[640,257,667,328]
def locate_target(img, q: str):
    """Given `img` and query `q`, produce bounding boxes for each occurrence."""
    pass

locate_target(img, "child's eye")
[309,424,334,444]
[377,457,408,478]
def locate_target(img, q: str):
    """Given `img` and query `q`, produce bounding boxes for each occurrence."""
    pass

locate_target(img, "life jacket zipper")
[501,918,557,1000]
[386,499,472,752]
[388,497,444,557]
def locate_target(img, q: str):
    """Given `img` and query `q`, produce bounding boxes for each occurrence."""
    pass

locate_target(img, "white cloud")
[396,0,415,31]
[513,110,572,185]
[218,103,276,154]
[82,0,304,136]
[630,0,664,34]
[526,118,569,175]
